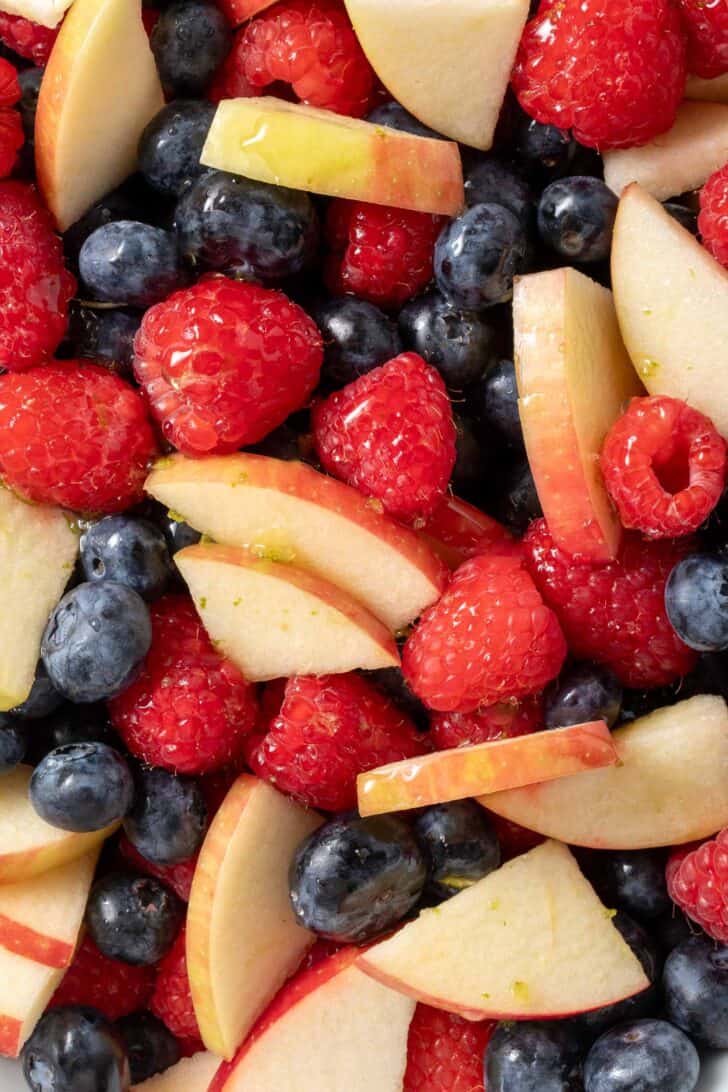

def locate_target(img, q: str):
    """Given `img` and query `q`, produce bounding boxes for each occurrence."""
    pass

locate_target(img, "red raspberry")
[403,553,567,714]
[0,361,157,512]
[667,830,728,942]
[699,163,728,267]
[0,181,76,371]
[134,277,322,457]
[49,935,155,1021]
[0,58,19,106]
[118,835,198,903]
[679,0,728,78]
[404,1005,495,1092]
[109,595,258,775]
[150,926,200,1041]
[431,696,543,750]
[523,518,698,688]
[480,809,545,861]
[512,0,687,151]
[416,495,514,569]
[312,352,456,522]
[237,0,374,116]
[325,200,443,310]
[246,673,429,811]
[0,107,22,178]
[0,12,58,65]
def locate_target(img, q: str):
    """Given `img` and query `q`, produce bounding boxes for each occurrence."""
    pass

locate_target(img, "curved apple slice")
[216,0,276,26]
[0,0,69,27]
[415,494,513,569]
[133,1051,220,1090]
[686,73,728,103]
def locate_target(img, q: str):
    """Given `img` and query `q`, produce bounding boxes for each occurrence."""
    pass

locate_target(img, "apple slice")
[514,267,642,562]
[343,0,529,150]
[0,0,70,27]
[686,73,728,103]
[35,0,165,230]
[146,454,447,632]
[133,1052,220,1091]
[201,96,464,217]
[0,485,78,710]
[208,948,415,1092]
[176,544,399,680]
[215,0,277,26]
[359,840,648,1020]
[188,775,322,1060]
[415,494,513,569]
[0,947,67,1056]
[611,183,728,437]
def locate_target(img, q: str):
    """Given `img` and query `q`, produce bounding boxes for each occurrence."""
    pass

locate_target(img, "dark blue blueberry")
[464,156,531,226]
[22,1006,130,1092]
[67,304,141,376]
[544,662,622,729]
[116,1011,180,1084]
[175,169,319,282]
[537,177,617,263]
[366,667,430,732]
[315,297,402,388]
[10,660,64,719]
[139,100,215,197]
[0,715,26,772]
[664,936,728,1047]
[584,1019,699,1092]
[63,180,158,272]
[452,412,490,501]
[652,909,697,956]
[367,100,442,139]
[665,554,728,651]
[414,801,500,901]
[485,1020,584,1092]
[30,742,134,832]
[161,513,202,556]
[476,359,524,450]
[124,766,207,866]
[26,705,117,765]
[399,290,497,389]
[86,872,184,965]
[435,203,527,311]
[81,516,173,601]
[664,203,698,235]
[515,117,575,177]
[289,814,427,943]
[490,458,542,535]
[17,67,43,140]
[41,582,152,703]
[249,417,317,464]
[151,0,231,96]
[79,221,183,308]
[585,850,670,923]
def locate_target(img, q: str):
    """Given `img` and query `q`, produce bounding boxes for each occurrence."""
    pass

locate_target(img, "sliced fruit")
[415,494,513,569]
[133,1052,220,1090]
[176,544,399,681]
[0,485,78,710]
[685,73,728,103]
[514,267,641,562]
[217,0,277,25]
[358,840,649,1020]
[201,96,464,216]
[0,947,66,1056]
[208,948,415,1092]
[611,182,728,437]
[0,0,70,27]
[35,0,165,230]
[145,454,447,632]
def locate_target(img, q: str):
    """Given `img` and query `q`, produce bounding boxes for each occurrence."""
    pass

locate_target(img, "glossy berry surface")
[123,766,207,866]
[544,662,622,729]
[86,872,184,966]
[0,13,57,64]
[665,553,728,652]
[515,116,575,177]
[138,100,215,197]
[399,291,497,390]
[21,1006,130,1092]
[414,802,501,901]
[491,459,543,535]
[79,221,184,308]
[464,156,531,226]
[119,834,198,903]
[49,934,155,1022]
[537,177,617,263]
[434,203,527,312]
[30,742,134,832]
[367,100,441,139]
[699,163,728,268]
[667,828,728,942]
[404,1005,494,1092]
[150,0,231,96]
[27,705,117,765]
[149,925,200,1040]
[81,516,173,601]
[679,0,728,79]
[0,714,25,771]
[583,1019,699,1092]
[66,305,141,377]
[476,359,524,450]
[431,696,543,750]
[10,662,63,720]
[16,66,41,140]
[485,1019,584,1092]
[589,850,671,922]
[116,1011,180,1085]
[315,296,402,388]
[664,936,728,1048]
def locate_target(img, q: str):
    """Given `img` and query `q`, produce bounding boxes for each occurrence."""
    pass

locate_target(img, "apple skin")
[685,73,728,103]
[415,495,513,569]
[216,0,277,24]
[0,947,67,1056]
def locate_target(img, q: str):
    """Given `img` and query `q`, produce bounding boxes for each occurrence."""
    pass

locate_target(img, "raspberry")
[679,0,728,78]
[699,163,728,267]
[601,395,727,539]
[246,673,429,811]
[402,553,567,714]
[150,926,200,1041]
[312,352,456,522]
[109,595,258,775]
[118,834,198,903]
[0,361,157,513]
[0,58,19,106]
[512,0,687,151]
[0,182,76,371]
[431,696,544,750]
[417,495,514,569]
[237,0,374,116]
[667,830,728,942]
[480,809,544,861]
[523,518,698,688]
[404,1005,495,1092]
[0,107,22,178]
[0,12,58,64]
[49,935,154,1021]
[134,277,322,457]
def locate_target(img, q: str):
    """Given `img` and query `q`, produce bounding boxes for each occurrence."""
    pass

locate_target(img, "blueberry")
[366,101,442,139]
[585,850,670,922]
[490,458,542,535]
[81,516,173,601]
[414,801,500,901]
[652,910,697,956]
[544,662,622,729]
[435,203,527,311]
[175,169,319,282]
[41,582,152,703]
[10,660,64,719]
[151,0,231,96]
[139,100,215,197]
[124,767,207,866]
[79,221,184,308]
[86,873,184,965]
[63,180,161,272]
[22,1006,130,1092]
[30,743,134,832]
[366,667,430,732]
[515,117,576,177]
[315,297,402,388]
[665,554,728,651]
[452,412,489,501]
[26,704,117,765]
[161,513,202,556]
[537,177,618,264]
[399,290,498,389]
[0,715,26,772]
[664,936,728,1047]
[289,814,427,943]
[476,359,524,449]
[485,1020,584,1092]
[464,155,531,226]
[17,67,43,140]
[584,1019,699,1092]
[67,304,141,377]
[116,1012,180,1084]
[664,202,698,235]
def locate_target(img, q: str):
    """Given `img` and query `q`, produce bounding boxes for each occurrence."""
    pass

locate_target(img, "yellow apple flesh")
[133,1052,220,1091]
[0,947,66,1056]
[686,73,728,103]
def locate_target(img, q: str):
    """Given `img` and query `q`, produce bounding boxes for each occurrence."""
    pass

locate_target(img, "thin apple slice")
[359,840,648,1020]
[514,267,641,562]
[146,454,447,632]
[0,947,67,1056]
[176,544,399,680]
[216,0,276,25]
[686,73,728,103]
[36,0,165,230]
[133,1052,220,1090]
[201,97,464,216]
[415,494,513,568]
[0,0,70,27]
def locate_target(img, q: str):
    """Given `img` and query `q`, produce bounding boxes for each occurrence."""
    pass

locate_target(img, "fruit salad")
[0,0,727,1090]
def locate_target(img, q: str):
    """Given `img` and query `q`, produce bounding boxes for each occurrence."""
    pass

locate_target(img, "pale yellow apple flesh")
[201,97,464,217]
[514,268,641,562]
[0,0,70,27]
[36,0,165,230]
[0,486,78,710]
[176,544,399,681]
[133,1052,220,1091]
[686,73,728,103]
[146,454,447,633]
[0,946,66,1056]
[480,695,728,849]
[611,183,728,437]
[359,840,648,1020]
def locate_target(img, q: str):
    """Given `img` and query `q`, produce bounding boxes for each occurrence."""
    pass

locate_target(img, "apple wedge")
[514,268,641,562]
[0,947,67,1056]
[216,0,277,26]
[133,1052,220,1091]
[146,454,447,632]
[188,775,322,1060]
[201,97,464,217]
[686,73,728,104]
[208,948,415,1092]
[36,0,165,230]
[359,840,648,1020]
[480,695,728,849]
[415,494,513,569]
[0,485,78,710]
[0,0,70,27]
[612,183,728,437]
[176,544,399,681]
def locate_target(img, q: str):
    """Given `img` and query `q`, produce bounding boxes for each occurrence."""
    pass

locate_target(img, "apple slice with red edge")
[0,948,68,1056]
[132,1051,220,1090]
[414,494,514,568]
[685,73,728,104]
[215,0,276,26]
[0,0,69,26]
